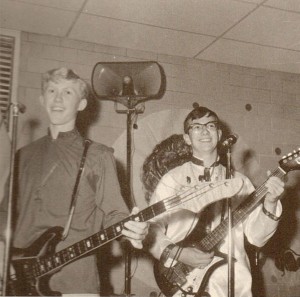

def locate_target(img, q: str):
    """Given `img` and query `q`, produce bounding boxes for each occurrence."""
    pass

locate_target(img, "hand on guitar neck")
[263,174,285,215]
[122,206,149,249]
[152,148,300,297]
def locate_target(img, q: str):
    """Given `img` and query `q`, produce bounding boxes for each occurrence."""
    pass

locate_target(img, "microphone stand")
[225,144,234,297]
[114,96,143,297]
[2,104,22,296]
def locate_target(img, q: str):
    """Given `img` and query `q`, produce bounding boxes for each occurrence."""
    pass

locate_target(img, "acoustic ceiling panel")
[83,0,257,36]
[0,0,78,36]
[70,13,215,57]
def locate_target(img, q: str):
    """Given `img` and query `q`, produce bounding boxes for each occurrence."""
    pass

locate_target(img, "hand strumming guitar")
[172,246,214,269]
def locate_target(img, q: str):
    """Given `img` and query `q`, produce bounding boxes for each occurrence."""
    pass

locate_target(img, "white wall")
[14,31,300,296]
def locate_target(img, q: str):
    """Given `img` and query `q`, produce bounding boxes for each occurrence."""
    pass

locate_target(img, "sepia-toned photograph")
[0,1,299,296]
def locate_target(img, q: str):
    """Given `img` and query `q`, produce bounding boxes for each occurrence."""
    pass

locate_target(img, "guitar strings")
[31,169,283,277]
[31,183,219,278]
[152,182,226,296]
[161,182,226,211]
[201,168,285,250]
[154,167,285,296]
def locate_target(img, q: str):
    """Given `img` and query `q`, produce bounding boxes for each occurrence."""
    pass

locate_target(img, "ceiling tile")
[198,38,300,74]
[235,0,265,3]
[14,0,85,11]
[70,14,215,57]
[83,0,256,36]
[1,0,300,75]
[265,0,300,13]
[0,0,78,36]
[224,6,300,50]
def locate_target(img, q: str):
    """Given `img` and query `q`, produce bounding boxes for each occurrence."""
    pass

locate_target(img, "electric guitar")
[154,148,300,297]
[9,178,244,296]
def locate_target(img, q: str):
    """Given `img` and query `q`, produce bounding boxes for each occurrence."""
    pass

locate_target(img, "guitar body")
[153,149,300,297]
[154,249,229,297]
[6,178,244,296]
[11,226,63,296]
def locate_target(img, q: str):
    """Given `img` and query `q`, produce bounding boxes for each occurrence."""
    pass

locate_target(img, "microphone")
[8,102,26,113]
[17,103,26,114]
[221,134,238,147]
[10,103,26,113]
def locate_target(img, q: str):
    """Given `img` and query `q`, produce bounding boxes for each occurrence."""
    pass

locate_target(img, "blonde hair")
[41,67,89,99]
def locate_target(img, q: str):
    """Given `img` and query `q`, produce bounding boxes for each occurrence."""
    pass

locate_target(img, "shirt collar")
[190,155,219,168]
[47,128,81,140]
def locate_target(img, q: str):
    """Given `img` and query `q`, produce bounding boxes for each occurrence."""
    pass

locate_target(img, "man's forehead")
[47,79,79,89]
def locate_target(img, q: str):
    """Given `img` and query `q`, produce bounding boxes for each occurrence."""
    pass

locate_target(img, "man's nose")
[54,92,63,102]
[201,126,210,134]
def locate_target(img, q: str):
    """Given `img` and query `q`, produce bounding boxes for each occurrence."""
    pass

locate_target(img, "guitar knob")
[187,286,193,292]
[181,293,186,297]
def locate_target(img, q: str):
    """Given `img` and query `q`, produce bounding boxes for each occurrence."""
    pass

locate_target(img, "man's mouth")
[199,138,211,142]
[51,106,64,111]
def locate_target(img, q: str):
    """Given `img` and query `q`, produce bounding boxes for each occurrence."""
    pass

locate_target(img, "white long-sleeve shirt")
[149,161,282,297]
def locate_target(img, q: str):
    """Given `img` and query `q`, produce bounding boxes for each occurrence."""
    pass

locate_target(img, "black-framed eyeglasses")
[188,121,219,132]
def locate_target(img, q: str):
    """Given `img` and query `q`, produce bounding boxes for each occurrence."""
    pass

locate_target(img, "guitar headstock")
[174,177,244,214]
[279,148,300,173]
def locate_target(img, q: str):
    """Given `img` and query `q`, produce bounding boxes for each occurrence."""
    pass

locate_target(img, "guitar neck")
[199,166,286,252]
[35,179,239,276]
[36,200,168,275]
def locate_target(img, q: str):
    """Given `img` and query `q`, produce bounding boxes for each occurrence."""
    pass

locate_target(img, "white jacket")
[149,162,282,297]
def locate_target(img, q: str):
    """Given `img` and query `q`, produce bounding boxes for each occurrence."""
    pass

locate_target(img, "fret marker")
[86,240,91,248]
[134,217,140,222]
[116,225,121,233]
[69,248,74,258]
[151,207,155,216]
[100,234,105,240]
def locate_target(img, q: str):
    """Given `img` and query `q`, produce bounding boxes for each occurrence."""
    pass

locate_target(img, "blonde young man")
[147,106,284,297]
[10,68,148,294]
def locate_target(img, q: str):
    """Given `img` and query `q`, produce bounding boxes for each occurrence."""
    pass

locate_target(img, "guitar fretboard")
[29,200,168,277]
[198,167,285,252]
[26,179,240,277]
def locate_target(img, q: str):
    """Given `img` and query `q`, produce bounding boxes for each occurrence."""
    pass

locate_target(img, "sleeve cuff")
[262,200,282,221]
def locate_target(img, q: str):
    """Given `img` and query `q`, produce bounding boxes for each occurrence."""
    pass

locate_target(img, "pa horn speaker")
[91,61,166,108]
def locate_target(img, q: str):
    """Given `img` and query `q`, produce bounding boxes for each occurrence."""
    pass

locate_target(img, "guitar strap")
[62,139,92,240]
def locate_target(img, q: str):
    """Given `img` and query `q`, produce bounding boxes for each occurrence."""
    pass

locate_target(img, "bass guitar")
[10,178,243,296]
[154,149,300,297]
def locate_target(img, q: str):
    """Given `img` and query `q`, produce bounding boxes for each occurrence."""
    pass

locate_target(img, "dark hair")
[183,106,219,134]
[142,134,192,203]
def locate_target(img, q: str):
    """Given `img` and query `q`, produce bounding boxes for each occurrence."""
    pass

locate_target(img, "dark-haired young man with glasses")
[146,106,285,297]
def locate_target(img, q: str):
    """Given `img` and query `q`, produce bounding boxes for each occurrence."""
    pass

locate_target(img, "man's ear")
[78,98,87,111]
[183,133,191,146]
[217,129,222,141]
